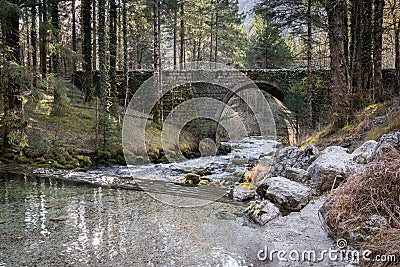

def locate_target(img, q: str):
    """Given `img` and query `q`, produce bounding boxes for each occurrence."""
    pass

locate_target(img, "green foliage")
[246,6,293,69]
[48,74,70,115]
[27,131,55,156]
[98,112,121,151]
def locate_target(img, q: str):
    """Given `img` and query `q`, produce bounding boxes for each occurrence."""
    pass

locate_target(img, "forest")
[0,0,399,157]
[1,0,400,266]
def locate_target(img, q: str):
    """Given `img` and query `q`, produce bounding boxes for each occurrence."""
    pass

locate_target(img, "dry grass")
[302,98,400,151]
[323,145,400,266]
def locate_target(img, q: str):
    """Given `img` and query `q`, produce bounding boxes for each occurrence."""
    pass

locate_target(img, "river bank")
[0,167,349,266]
[0,136,356,266]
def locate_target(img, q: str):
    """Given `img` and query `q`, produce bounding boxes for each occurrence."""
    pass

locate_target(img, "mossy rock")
[65,164,76,169]
[2,153,15,159]
[58,157,67,165]
[14,155,33,164]
[35,163,52,168]
[52,161,66,169]
[183,173,201,186]
[34,157,48,164]
[76,154,91,164]
[24,148,41,159]
[0,157,14,164]
[115,155,126,165]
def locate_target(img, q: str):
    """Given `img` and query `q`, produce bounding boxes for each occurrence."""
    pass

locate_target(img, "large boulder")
[232,185,256,202]
[245,200,280,225]
[258,176,312,211]
[352,140,378,164]
[285,167,309,183]
[271,145,318,180]
[378,131,400,150]
[308,146,359,192]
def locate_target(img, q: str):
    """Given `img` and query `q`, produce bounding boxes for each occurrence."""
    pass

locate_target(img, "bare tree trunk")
[123,0,129,110]
[109,0,117,101]
[306,0,313,130]
[153,0,162,124]
[395,18,400,94]
[82,0,93,103]
[31,5,38,86]
[326,0,349,127]
[92,0,97,70]
[40,0,47,78]
[350,0,362,108]
[51,0,61,106]
[98,0,107,152]
[210,0,214,62]
[373,0,384,102]
[179,1,185,66]
[361,0,373,102]
[173,6,177,67]
[72,0,77,73]
[214,0,219,64]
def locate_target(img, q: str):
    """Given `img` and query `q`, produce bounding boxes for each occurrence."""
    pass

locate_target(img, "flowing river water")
[0,137,349,266]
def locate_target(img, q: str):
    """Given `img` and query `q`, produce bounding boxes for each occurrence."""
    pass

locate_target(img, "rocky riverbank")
[233,131,400,266]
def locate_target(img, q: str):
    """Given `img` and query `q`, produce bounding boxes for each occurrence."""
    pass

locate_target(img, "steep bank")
[0,88,202,169]
[302,97,400,151]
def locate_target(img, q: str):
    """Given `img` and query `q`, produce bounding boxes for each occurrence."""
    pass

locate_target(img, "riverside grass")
[323,145,400,267]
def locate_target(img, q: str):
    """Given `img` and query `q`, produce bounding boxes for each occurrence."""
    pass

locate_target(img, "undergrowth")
[323,145,400,266]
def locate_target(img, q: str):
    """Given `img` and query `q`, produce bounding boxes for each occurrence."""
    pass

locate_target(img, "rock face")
[232,185,256,201]
[285,167,309,182]
[308,146,358,192]
[352,140,378,164]
[258,177,312,211]
[245,200,280,225]
[378,131,400,149]
[344,214,388,245]
[271,145,318,180]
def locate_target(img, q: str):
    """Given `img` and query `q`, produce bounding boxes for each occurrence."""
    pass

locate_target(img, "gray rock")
[365,214,388,230]
[245,200,280,225]
[232,185,256,202]
[285,167,309,182]
[271,145,319,178]
[260,176,312,211]
[308,146,359,192]
[231,158,249,166]
[346,215,388,245]
[378,131,400,149]
[352,140,378,164]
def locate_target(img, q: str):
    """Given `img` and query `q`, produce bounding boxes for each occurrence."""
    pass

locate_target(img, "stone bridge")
[124,68,330,102]
[73,68,396,105]
[73,68,397,144]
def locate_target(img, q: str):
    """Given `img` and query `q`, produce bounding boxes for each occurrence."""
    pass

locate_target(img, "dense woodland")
[0,0,400,156]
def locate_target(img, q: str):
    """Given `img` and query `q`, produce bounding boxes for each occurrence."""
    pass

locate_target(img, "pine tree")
[247,7,292,68]
[1,0,28,151]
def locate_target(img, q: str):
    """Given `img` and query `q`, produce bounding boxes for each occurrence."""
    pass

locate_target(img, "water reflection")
[0,138,272,266]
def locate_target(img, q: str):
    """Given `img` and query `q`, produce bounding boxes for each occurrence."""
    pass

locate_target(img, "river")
[0,137,348,266]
